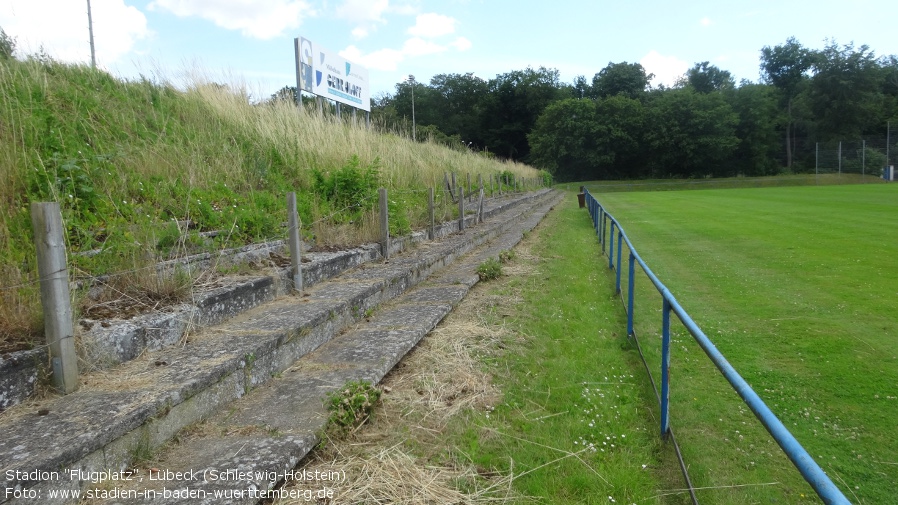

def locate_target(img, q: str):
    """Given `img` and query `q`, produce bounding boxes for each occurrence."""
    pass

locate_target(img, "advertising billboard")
[295,37,371,112]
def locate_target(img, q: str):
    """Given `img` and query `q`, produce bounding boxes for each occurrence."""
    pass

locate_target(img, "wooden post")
[379,188,390,259]
[428,187,435,240]
[467,173,472,202]
[31,202,79,394]
[478,188,485,223]
[458,187,465,231]
[489,173,494,196]
[444,172,455,203]
[286,192,303,293]
[451,173,457,200]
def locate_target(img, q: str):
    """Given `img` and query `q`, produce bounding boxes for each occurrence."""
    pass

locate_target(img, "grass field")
[590,183,898,504]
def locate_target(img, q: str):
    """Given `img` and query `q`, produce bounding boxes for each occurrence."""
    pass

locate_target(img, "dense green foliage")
[373,38,898,181]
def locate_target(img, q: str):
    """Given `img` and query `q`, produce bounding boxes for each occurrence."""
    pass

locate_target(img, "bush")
[311,155,381,224]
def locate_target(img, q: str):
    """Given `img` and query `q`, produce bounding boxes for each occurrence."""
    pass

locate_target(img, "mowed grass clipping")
[593,184,898,504]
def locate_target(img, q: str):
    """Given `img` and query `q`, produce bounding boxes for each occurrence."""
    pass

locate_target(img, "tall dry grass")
[0,57,543,351]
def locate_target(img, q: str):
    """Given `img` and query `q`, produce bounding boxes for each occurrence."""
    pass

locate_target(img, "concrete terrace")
[0,188,563,504]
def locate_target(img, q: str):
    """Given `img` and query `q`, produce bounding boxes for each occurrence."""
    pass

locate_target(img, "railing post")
[616,231,623,294]
[608,222,615,270]
[31,202,79,394]
[592,198,598,232]
[478,188,485,223]
[286,192,303,293]
[379,187,390,259]
[661,295,672,439]
[458,187,466,231]
[428,187,435,240]
[627,253,635,337]
[451,172,458,201]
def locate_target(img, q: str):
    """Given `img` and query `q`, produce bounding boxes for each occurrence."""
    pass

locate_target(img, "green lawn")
[445,196,669,504]
[591,184,898,504]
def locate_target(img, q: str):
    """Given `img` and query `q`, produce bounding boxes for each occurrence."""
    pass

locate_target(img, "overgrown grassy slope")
[0,56,541,350]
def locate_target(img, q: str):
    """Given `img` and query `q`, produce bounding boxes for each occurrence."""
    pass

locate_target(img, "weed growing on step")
[243,352,257,394]
[476,258,502,281]
[325,381,382,434]
[498,249,515,263]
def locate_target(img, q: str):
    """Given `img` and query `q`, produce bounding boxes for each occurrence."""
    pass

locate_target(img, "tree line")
[367,38,898,182]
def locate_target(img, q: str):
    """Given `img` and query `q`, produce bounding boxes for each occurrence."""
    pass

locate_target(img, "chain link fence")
[813,136,898,179]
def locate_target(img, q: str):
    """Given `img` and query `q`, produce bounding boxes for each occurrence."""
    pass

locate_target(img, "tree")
[808,40,883,139]
[728,83,781,175]
[644,88,739,177]
[428,72,489,146]
[570,75,591,99]
[529,95,645,181]
[269,85,297,103]
[592,62,653,99]
[0,27,15,60]
[760,37,814,167]
[480,66,566,160]
[528,99,604,181]
[685,62,735,94]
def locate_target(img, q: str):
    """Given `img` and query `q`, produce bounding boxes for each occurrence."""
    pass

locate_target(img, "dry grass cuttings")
[277,231,546,504]
[279,443,525,505]
[385,320,507,425]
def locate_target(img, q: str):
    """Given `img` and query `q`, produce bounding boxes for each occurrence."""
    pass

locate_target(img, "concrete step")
[1,190,547,410]
[0,189,561,504]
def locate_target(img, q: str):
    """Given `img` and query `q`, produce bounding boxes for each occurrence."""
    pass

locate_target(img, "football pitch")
[591,183,898,504]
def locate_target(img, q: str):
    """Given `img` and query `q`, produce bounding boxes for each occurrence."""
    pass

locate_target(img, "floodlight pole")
[87,0,96,68]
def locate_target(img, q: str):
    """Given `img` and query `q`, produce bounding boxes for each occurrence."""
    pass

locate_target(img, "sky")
[2,0,896,103]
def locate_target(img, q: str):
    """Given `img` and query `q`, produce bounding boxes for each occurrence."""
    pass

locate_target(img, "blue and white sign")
[295,37,370,112]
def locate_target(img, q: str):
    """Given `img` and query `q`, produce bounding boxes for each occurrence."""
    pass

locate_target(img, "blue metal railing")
[583,189,851,505]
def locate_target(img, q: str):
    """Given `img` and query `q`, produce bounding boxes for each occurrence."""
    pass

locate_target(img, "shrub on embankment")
[0,55,541,352]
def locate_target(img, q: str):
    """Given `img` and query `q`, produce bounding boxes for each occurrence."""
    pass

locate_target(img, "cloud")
[340,10,469,71]
[149,0,312,40]
[341,45,404,71]
[388,0,420,16]
[0,0,149,65]
[336,0,389,25]
[407,13,457,38]
[450,36,472,51]
[336,0,391,39]
[402,37,446,56]
[640,50,689,87]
